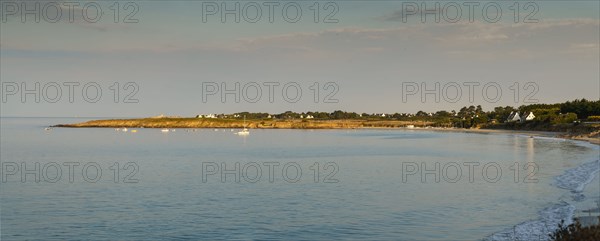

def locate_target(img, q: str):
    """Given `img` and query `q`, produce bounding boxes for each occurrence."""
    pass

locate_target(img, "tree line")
[226,99,599,128]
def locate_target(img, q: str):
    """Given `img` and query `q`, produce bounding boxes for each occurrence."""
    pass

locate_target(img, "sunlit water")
[1,118,598,240]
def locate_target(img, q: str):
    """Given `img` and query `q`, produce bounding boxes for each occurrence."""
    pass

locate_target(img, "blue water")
[1,118,598,240]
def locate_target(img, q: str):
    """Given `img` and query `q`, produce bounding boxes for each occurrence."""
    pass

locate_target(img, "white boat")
[161,128,169,133]
[121,128,128,132]
[406,125,415,129]
[236,115,250,135]
[236,128,250,135]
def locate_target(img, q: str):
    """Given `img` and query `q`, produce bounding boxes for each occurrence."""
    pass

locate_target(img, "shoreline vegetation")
[56,118,435,129]
[55,99,600,144]
[53,118,600,144]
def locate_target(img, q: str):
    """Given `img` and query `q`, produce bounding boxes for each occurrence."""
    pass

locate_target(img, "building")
[197,114,217,118]
[506,111,521,122]
[522,112,535,122]
[506,111,535,123]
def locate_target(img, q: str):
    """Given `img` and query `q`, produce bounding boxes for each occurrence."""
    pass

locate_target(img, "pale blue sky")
[1,1,599,117]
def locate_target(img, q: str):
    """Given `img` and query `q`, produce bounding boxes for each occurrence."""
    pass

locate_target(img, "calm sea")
[1,117,598,240]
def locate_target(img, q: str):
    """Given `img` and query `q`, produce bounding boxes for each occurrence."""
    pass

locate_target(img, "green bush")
[588,116,600,121]
[552,113,578,124]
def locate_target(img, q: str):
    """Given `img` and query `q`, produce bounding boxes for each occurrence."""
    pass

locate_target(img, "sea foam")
[484,203,575,241]
[486,139,599,241]
[553,159,600,193]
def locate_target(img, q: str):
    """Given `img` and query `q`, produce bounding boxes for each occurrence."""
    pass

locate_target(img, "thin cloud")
[2,18,597,62]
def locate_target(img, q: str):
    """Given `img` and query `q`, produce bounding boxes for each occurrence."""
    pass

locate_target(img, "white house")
[198,114,217,118]
[506,111,535,123]
[522,112,535,122]
[506,111,521,122]
[306,115,314,119]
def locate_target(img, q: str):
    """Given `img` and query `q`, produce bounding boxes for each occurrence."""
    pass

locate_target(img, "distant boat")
[121,128,128,132]
[236,128,250,135]
[236,115,250,135]
[406,125,415,129]
[44,127,52,131]
[131,130,138,133]
[161,128,169,133]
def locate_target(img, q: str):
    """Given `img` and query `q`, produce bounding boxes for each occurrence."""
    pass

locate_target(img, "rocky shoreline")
[55,117,599,145]
[54,118,434,129]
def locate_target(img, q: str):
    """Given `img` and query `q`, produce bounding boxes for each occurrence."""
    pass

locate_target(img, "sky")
[1,0,599,117]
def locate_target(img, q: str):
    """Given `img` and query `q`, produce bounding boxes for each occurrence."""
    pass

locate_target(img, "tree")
[561,99,600,119]
[416,111,428,117]
[435,111,451,117]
